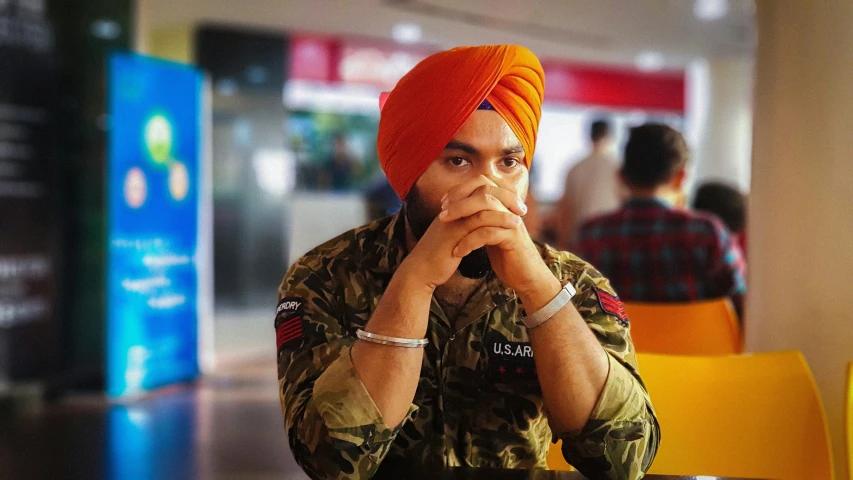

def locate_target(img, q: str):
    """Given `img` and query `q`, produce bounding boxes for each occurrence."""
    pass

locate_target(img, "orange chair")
[846,361,853,480]
[624,298,742,355]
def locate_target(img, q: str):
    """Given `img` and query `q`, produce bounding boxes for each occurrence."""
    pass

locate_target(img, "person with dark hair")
[551,118,621,249]
[693,181,748,255]
[590,119,610,142]
[575,123,747,317]
[276,46,658,480]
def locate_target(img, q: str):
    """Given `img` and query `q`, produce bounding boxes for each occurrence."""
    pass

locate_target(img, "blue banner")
[106,53,203,397]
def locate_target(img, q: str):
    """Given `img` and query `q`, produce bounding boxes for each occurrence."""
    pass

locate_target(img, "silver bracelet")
[521,282,577,329]
[355,329,429,348]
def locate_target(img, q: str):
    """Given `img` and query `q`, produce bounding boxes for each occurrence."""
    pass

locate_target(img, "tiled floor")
[0,360,309,480]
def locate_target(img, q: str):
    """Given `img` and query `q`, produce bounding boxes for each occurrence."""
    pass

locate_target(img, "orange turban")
[378,45,545,200]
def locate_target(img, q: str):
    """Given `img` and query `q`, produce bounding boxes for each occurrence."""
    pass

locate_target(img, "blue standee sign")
[106,53,203,397]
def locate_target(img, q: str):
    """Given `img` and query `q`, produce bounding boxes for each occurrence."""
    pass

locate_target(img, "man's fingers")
[453,227,515,257]
[440,184,527,221]
[440,192,508,222]
[457,210,521,236]
[442,175,498,206]
[447,212,521,257]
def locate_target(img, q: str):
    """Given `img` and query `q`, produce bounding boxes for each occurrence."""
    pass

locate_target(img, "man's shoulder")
[537,243,627,324]
[573,152,618,170]
[566,154,597,177]
[536,242,603,283]
[669,208,728,235]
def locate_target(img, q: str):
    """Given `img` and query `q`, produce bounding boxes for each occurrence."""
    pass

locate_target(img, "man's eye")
[448,157,470,167]
[501,158,520,168]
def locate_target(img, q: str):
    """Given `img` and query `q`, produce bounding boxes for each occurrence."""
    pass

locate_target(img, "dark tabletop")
[373,466,765,480]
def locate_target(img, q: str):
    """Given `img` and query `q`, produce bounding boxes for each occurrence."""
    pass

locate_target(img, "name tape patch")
[275,296,304,350]
[276,298,303,316]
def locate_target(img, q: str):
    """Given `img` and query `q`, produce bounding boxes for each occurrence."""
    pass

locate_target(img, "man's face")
[406,110,530,278]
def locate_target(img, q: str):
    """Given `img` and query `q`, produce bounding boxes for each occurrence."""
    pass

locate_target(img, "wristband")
[521,282,576,329]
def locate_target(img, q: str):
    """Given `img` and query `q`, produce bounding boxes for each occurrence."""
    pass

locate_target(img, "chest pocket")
[469,326,547,468]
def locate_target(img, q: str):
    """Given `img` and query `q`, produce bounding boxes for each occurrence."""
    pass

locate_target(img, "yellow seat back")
[548,351,833,478]
[846,361,853,480]
[624,298,742,355]
[641,351,833,479]
[545,439,572,471]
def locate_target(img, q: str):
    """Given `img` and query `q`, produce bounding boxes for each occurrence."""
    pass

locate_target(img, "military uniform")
[276,212,660,480]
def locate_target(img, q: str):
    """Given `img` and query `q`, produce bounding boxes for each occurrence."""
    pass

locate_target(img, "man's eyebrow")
[502,145,525,156]
[443,141,525,157]
[443,140,479,155]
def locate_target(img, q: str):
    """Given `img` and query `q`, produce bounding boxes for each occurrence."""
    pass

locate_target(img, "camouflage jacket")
[276,212,660,479]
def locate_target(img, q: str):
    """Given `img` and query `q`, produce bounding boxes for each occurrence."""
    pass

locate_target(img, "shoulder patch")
[595,288,629,327]
[275,296,304,350]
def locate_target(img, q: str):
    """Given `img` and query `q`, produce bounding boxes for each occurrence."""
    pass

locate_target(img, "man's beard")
[405,187,492,279]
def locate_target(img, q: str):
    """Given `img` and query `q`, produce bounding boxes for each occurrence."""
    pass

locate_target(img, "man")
[553,119,621,249]
[276,45,659,480]
[575,124,747,316]
[328,133,356,191]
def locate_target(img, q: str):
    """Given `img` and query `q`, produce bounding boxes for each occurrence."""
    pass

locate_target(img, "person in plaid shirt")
[575,124,746,317]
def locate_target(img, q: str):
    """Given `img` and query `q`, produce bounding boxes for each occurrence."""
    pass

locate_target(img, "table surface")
[373,466,767,480]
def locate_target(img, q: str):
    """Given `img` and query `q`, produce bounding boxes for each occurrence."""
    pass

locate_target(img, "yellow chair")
[624,298,742,355]
[642,351,833,479]
[846,361,853,480]
[546,439,572,472]
[548,351,833,478]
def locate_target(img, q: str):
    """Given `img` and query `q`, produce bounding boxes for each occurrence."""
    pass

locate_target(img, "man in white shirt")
[552,119,621,249]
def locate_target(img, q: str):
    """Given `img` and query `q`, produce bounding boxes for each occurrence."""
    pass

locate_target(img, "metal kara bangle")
[521,282,577,329]
[355,329,429,348]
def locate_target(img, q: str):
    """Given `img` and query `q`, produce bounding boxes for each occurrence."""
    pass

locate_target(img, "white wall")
[286,193,368,264]
[686,56,754,193]
[748,2,853,478]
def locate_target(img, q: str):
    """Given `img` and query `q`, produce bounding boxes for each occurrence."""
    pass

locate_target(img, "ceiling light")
[391,23,422,44]
[694,0,729,21]
[635,51,666,72]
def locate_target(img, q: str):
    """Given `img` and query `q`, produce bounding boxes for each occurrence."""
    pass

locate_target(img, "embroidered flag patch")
[275,297,304,350]
[596,288,629,327]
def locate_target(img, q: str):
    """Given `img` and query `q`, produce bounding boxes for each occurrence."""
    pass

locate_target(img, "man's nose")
[476,162,501,182]
[476,165,513,191]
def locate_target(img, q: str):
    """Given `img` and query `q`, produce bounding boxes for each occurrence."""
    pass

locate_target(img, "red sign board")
[338,43,429,91]
[289,35,685,113]
[289,35,339,82]
[542,61,685,113]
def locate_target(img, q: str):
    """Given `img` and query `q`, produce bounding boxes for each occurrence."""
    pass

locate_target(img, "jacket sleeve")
[556,261,661,480]
[709,220,747,318]
[276,256,418,480]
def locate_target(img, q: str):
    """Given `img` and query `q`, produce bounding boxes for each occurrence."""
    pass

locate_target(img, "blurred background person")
[693,181,748,258]
[575,124,747,317]
[551,118,620,250]
[328,133,356,191]
[364,174,402,220]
